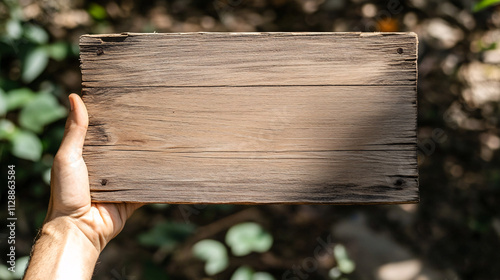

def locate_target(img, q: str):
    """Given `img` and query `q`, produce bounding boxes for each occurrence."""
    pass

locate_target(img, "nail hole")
[101,179,108,186]
[397,48,404,54]
[395,179,404,186]
[96,48,104,56]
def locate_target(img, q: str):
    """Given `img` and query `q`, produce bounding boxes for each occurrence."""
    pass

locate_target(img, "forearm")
[23,217,100,280]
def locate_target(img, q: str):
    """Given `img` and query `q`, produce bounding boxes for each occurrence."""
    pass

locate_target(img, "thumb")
[57,93,88,162]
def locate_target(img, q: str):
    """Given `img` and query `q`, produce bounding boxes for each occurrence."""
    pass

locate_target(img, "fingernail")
[69,96,74,111]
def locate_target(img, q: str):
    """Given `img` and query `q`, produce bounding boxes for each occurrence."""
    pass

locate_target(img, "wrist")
[24,217,100,280]
[43,216,102,254]
[44,209,110,253]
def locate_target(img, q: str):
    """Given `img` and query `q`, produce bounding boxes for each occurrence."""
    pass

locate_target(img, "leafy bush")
[1,1,71,163]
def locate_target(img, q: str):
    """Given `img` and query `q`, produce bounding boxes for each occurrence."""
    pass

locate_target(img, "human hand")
[24,94,142,279]
[45,93,142,252]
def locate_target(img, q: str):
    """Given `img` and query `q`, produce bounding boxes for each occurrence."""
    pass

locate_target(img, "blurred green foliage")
[193,222,277,278]
[333,245,356,275]
[474,0,500,11]
[138,221,195,252]
[0,256,29,279]
[1,1,72,163]
[231,266,275,280]
[88,3,108,21]
[193,239,229,275]
[225,222,274,256]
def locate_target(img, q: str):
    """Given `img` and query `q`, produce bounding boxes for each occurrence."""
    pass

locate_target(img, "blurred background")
[1,0,500,279]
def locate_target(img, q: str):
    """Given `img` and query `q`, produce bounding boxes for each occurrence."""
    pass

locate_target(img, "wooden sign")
[80,32,418,204]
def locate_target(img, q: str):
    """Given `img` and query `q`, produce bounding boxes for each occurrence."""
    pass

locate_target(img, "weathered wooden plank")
[80,32,418,204]
[80,32,417,87]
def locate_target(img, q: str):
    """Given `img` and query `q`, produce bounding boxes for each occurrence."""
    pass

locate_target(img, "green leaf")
[5,88,36,111]
[138,222,195,251]
[19,92,67,133]
[6,19,22,39]
[22,47,49,83]
[329,267,342,279]
[192,240,228,275]
[43,167,51,185]
[231,267,275,280]
[70,43,80,56]
[88,3,107,20]
[333,244,348,260]
[12,256,29,279]
[0,119,17,140]
[231,266,254,280]
[337,259,355,274]
[47,42,69,61]
[0,263,15,280]
[253,272,275,280]
[0,88,7,116]
[473,0,500,12]
[334,245,355,274]
[226,222,273,256]
[23,24,49,44]
[12,130,42,161]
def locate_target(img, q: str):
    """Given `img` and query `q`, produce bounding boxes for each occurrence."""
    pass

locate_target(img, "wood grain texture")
[80,32,418,204]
